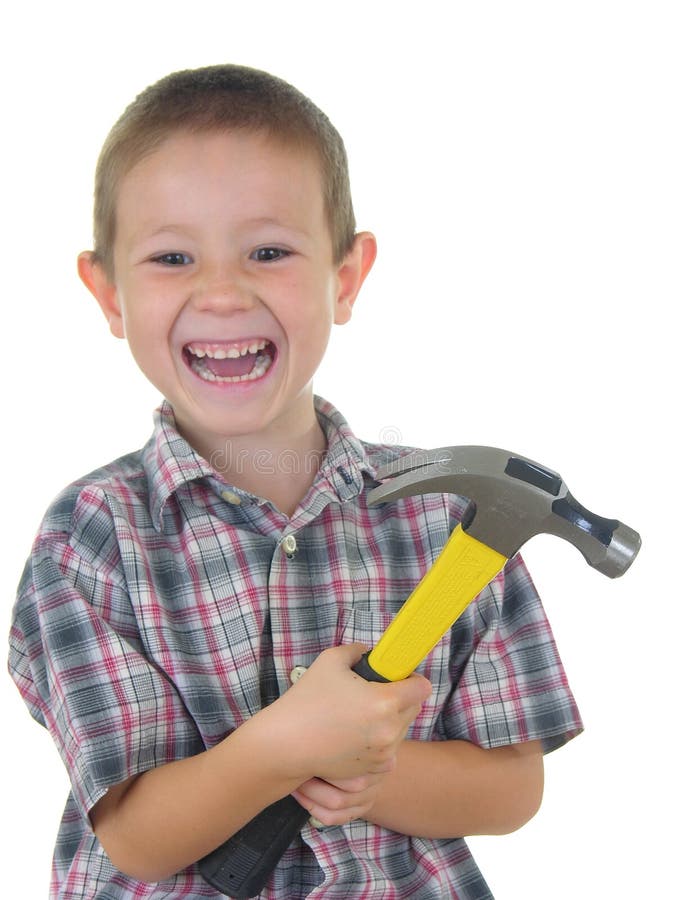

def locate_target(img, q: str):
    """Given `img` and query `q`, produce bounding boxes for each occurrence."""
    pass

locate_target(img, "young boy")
[9,65,582,899]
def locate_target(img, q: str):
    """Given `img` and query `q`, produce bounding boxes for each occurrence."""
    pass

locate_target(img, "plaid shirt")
[9,397,582,899]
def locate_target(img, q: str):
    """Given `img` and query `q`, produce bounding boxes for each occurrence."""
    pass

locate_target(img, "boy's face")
[80,130,375,460]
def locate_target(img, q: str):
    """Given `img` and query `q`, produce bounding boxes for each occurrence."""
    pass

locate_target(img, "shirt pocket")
[337,606,395,648]
[336,607,453,740]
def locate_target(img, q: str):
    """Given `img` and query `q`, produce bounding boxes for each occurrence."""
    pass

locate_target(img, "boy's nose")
[189,269,257,314]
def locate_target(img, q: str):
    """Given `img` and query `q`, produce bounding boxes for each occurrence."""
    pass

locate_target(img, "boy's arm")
[91,714,299,882]
[90,644,431,882]
[293,738,544,837]
[369,738,544,837]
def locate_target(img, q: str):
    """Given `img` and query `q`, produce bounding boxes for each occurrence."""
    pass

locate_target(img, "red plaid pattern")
[9,398,582,898]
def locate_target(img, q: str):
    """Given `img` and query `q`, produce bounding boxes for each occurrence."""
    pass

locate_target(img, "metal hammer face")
[367,447,641,577]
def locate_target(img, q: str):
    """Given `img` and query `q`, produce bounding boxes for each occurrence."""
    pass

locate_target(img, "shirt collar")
[313,396,378,503]
[143,397,378,532]
[142,402,216,531]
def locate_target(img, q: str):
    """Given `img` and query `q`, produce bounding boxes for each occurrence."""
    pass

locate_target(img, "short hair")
[92,64,356,277]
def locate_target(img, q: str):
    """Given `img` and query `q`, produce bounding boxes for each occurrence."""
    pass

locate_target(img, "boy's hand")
[291,772,387,828]
[262,643,432,786]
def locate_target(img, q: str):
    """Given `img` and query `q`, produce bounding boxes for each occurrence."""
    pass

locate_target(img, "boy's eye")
[152,252,192,266]
[251,247,289,262]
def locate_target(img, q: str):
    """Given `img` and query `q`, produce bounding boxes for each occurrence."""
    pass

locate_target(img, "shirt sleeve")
[8,535,204,821]
[438,553,583,753]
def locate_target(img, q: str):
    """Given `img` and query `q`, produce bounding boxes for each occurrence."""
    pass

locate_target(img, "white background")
[1,1,672,897]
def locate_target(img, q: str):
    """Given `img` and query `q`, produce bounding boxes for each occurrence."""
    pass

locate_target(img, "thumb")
[334,642,370,669]
[346,645,433,702]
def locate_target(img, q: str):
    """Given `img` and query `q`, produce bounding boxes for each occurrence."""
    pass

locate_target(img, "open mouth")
[183,339,276,383]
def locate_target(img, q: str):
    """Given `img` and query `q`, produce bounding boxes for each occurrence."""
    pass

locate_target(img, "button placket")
[268,530,306,703]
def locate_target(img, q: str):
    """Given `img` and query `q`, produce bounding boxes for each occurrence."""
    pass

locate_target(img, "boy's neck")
[206,417,328,518]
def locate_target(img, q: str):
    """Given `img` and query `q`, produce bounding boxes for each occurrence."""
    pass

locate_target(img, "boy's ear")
[333,231,377,325]
[77,251,125,339]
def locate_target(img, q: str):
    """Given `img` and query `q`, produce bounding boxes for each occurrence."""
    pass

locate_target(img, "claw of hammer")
[368,446,641,578]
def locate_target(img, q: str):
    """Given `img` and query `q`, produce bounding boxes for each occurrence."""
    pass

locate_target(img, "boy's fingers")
[292,774,383,827]
[391,673,433,710]
[367,756,398,775]
[325,773,382,793]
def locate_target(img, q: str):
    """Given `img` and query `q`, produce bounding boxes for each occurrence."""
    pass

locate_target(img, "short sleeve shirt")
[9,397,582,899]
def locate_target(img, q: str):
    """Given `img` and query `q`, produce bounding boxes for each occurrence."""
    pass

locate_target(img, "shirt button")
[289,665,308,684]
[281,534,297,558]
[220,490,242,505]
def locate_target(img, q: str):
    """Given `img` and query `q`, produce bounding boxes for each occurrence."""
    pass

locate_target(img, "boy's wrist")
[226,707,311,796]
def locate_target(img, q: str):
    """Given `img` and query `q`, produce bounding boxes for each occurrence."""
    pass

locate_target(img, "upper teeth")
[186,340,269,359]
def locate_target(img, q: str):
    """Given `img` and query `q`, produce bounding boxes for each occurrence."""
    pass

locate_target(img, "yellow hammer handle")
[366,525,508,682]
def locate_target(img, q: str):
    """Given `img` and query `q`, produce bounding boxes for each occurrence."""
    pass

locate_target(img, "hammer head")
[367,446,641,577]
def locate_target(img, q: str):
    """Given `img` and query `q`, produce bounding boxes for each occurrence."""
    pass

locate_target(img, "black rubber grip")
[198,794,310,897]
[198,652,384,896]
[352,652,391,682]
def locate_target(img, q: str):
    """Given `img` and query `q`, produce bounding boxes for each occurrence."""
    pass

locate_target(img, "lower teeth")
[189,350,273,383]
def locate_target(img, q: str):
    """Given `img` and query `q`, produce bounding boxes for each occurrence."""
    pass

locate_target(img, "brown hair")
[92,64,356,277]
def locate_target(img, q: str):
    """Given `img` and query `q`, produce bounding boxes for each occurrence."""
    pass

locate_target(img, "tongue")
[205,353,257,377]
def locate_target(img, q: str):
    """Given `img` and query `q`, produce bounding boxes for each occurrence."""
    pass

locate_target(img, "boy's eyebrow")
[125,223,198,245]
[133,218,313,243]
[144,224,192,238]
[243,216,313,238]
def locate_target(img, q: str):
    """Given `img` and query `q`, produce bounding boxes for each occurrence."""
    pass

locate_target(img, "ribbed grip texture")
[198,795,310,897]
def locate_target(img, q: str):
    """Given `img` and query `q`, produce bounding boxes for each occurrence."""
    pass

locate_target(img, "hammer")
[199,446,641,897]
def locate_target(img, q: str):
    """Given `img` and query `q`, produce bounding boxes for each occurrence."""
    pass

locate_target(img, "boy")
[9,65,582,898]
